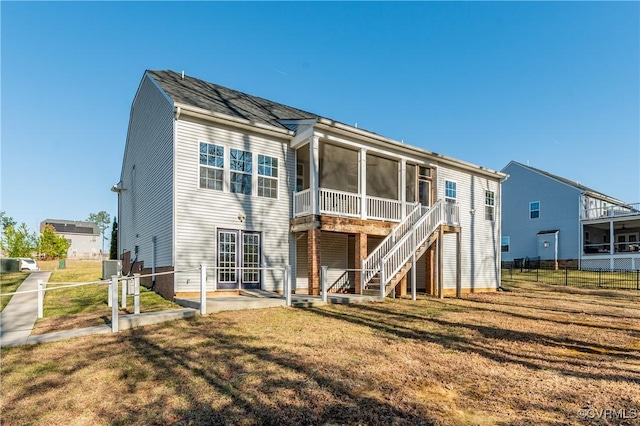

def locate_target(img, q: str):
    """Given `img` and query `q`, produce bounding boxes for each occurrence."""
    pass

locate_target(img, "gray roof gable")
[503,161,625,204]
[146,70,320,130]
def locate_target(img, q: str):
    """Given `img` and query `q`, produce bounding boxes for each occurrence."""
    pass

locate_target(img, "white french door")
[217,230,261,289]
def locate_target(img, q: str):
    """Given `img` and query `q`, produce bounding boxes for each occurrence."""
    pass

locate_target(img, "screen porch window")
[257,154,278,198]
[530,201,540,219]
[199,143,224,190]
[485,190,495,221]
[230,148,252,195]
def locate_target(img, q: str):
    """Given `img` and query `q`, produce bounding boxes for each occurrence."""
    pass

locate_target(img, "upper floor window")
[230,148,252,195]
[257,154,278,198]
[501,236,510,253]
[199,142,224,191]
[530,201,540,219]
[485,190,495,221]
[445,180,457,202]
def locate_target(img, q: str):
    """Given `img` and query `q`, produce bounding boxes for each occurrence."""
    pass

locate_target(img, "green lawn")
[0,271,29,311]
[32,260,180,334]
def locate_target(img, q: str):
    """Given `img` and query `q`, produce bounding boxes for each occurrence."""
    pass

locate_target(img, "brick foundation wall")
[139,266,175,301]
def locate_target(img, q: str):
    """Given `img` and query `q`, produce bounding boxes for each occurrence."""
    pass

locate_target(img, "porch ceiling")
[583,217,640,231]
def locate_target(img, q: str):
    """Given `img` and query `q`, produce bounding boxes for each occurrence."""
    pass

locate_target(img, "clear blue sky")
[2,2,639,234]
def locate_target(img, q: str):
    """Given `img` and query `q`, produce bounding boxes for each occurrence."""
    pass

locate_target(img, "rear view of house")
[40,219,101,259]
[116,70,506,300]
[501,161,640,270]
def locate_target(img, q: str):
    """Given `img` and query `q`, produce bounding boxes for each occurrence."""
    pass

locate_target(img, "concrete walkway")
[1,270,52,347]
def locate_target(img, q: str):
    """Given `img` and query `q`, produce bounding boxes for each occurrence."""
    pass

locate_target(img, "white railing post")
[284,265,292,307]
[108,279,113,307]
[321,266,328,302]
[360,259,365,295]
[200,264,207,315]
[111,275,119,333]
[37,280,44,319]
[380,261,386,299]
[121,277,127,309]
[134,273,140,315]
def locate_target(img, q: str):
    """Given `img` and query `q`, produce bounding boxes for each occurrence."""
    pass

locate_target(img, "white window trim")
[257,152,280,200]
[198,141,225,192]
[501,236,510,253]
[485,190,495,221]
[529,201,540,219]
[444,179,457,202]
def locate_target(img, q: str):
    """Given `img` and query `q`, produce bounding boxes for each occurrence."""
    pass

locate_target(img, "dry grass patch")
[0,271,29,310]
[2,283,639,425]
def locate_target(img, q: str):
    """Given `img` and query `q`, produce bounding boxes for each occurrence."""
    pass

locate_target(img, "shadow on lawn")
[109,318,437,426]
[305,302,640,385]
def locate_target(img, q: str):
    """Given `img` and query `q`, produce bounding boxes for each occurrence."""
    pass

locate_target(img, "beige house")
[40,219,101,259]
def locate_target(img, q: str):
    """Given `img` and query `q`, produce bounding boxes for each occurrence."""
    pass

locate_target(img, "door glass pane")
[243,233,260,283]
[218,232,237,283]
[419,180,430,207]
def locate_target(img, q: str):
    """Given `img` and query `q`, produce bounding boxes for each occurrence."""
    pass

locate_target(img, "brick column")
[308,229,321,295]
[354,233,367,293]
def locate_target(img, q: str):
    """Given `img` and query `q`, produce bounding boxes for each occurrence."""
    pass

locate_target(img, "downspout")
[497,174,509,291]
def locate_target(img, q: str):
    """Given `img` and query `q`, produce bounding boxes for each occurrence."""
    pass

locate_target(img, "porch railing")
[367,196,402,222]
[361,203,424,286]
[319,188,361,218]
[582,202,640,220]
[293,188,312,217]
[380,199,444,296]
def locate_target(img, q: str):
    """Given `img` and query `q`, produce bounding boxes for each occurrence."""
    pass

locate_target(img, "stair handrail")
[380,199,444,295]
[361,203,425,288]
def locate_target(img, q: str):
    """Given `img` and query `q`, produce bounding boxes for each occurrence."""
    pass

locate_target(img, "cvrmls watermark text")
[578,407,638,420]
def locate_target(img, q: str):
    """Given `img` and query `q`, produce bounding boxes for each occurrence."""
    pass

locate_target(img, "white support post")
[411,254,417,301]
[321,266,328,303]
[380,261,386,300]
[108,280,113,307]
[111,275,119,333]
[134,273,140,315]
[359,148,367,219]
[360,259,365,295]
[284,265,292,307]
[200,264,207,315]
[310,135,320,215]
[37,280,44,319]
[121,277,127,309]
[400,159,406,219]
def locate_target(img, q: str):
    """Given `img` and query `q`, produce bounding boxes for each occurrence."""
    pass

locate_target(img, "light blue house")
[501,161,640,270]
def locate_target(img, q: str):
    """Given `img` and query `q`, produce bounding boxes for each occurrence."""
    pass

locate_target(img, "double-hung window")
[445,180,457,203]
[230,148,252,195]
[530,201,540,219]
[485,190,495,221]
[199,143,224,190]
[257,154,278,198]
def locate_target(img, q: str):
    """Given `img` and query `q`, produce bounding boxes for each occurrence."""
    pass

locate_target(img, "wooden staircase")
[361,200,446,299]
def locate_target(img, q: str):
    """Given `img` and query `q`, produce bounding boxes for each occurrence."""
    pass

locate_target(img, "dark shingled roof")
[41,220,99,235]
[147,70,321,130]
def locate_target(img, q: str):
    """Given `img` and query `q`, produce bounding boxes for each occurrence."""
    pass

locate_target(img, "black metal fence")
[502,260,640,291]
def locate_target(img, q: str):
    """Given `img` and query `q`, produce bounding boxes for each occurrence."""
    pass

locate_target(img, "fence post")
[380,260,386,300]
[200,264,207,315]
[636,270,639,290]
[321,266,328,303]
[108,279,113,307]
[37,280,44,319]
[284,265,291,307]
[134,273,140,315]
[121,277,127,309]
[536,265,539,282]
[598,268,602,288]
[565,268,568,286]
[111,275,119,333]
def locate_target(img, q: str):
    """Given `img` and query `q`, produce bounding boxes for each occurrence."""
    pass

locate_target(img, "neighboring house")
[116,70,506,301]
[501,161,640,270]
[40,219,101,259]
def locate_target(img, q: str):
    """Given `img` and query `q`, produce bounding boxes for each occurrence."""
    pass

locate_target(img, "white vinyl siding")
[437,165,501,291]
[174,117,293,293]
[120,74,174,270]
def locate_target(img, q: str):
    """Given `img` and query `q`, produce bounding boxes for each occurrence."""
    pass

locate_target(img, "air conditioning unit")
[102,260,122,279]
